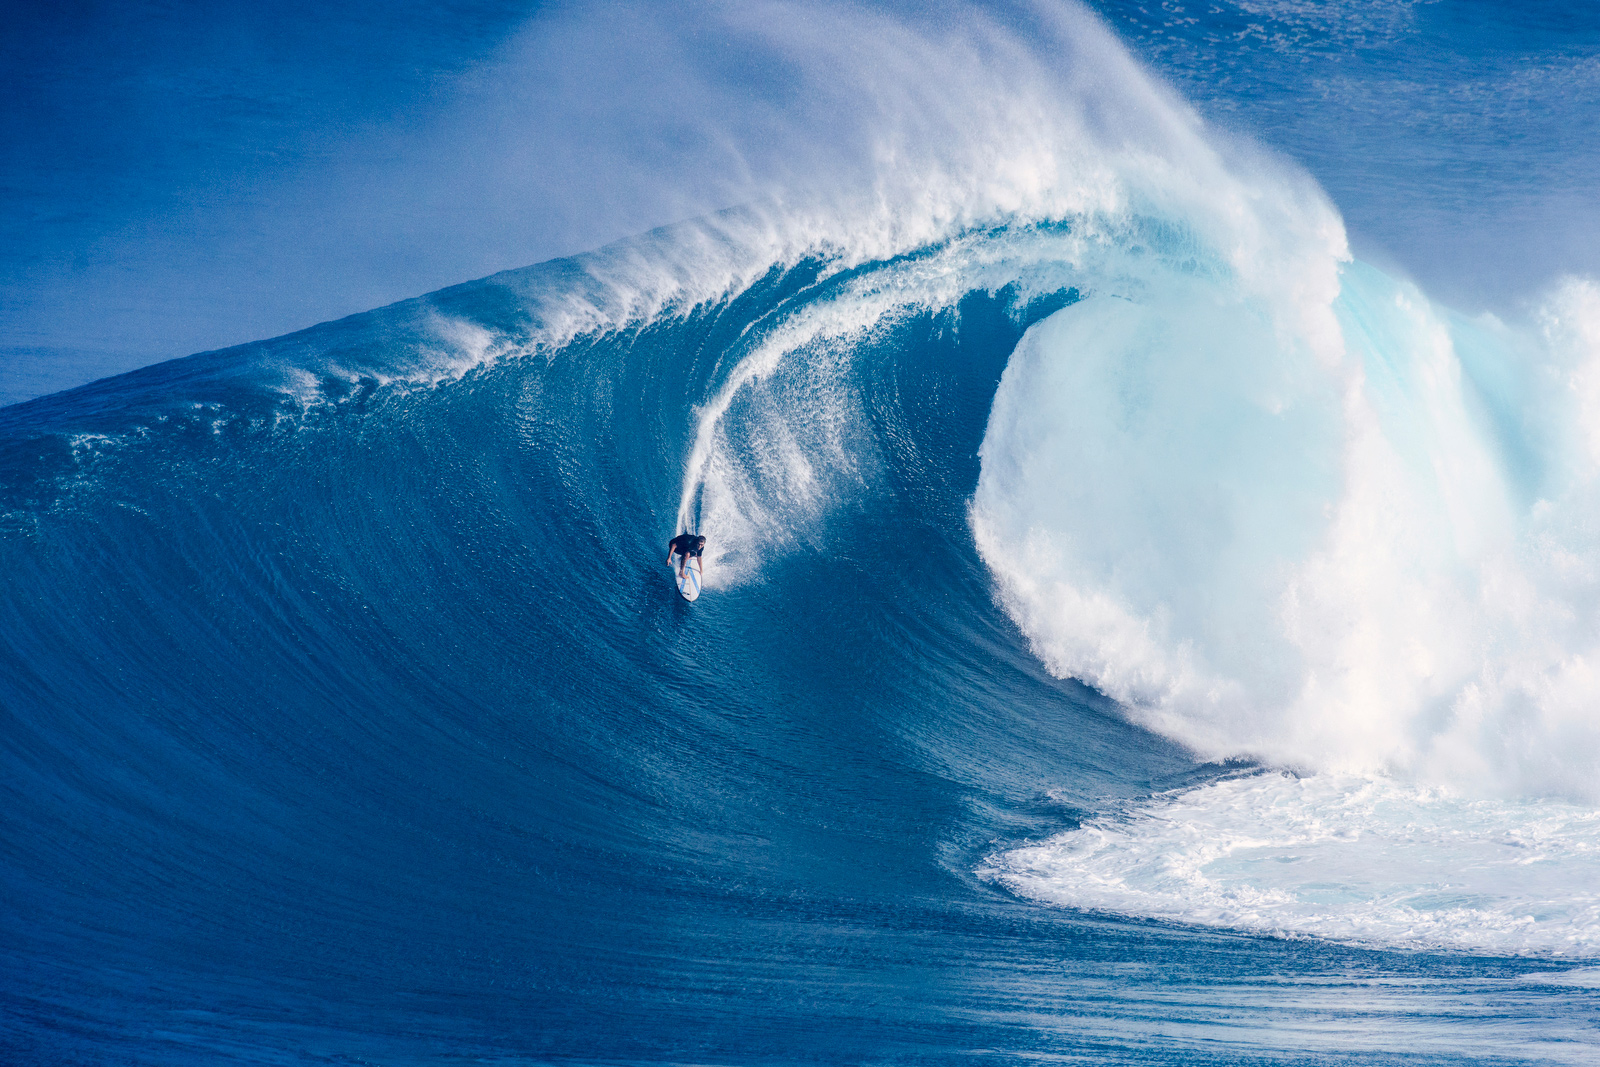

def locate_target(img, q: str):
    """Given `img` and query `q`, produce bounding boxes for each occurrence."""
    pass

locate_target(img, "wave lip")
[985,771,1600,956]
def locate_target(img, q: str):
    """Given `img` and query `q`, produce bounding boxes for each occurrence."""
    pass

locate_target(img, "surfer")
[667,532,706,581]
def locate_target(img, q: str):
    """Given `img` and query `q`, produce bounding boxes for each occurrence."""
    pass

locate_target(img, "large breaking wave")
[5,1,1600,1062]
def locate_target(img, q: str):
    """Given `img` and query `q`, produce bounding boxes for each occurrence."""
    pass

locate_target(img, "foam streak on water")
[987,772,1600,955]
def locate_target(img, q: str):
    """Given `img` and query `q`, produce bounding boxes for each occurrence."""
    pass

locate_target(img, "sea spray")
[972,260,1600,802]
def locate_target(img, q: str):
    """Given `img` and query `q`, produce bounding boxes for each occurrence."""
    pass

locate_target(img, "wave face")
[5,3,1600,1063]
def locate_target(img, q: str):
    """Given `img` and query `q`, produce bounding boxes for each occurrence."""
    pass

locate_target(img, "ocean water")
[5,2,1600,1064]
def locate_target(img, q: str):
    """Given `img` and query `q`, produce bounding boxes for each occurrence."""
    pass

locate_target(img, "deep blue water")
[6,3,1600,1064]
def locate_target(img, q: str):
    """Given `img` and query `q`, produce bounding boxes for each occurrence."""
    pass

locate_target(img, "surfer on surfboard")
[667,533,706,583]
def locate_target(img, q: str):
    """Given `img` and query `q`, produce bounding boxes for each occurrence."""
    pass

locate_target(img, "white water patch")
[687,329,866,588]
[1525,966,1600,986]
[985,772,1600,956]
[974,263,1600,800]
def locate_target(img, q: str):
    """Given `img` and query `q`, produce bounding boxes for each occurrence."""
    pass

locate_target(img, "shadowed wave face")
[6,3,1600,1064]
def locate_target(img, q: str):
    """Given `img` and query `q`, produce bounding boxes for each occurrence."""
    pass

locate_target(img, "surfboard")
[676,559,702,602]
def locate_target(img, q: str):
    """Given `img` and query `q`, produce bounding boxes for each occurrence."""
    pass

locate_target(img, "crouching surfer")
[667,532,706,582]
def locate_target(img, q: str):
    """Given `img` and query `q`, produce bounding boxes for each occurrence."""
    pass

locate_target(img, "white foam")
[986,772,1600,956]
[1524,965,1600,986]
[973,253,1600,800]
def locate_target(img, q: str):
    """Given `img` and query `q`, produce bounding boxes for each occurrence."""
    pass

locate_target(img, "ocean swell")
[8,5,1600,1064]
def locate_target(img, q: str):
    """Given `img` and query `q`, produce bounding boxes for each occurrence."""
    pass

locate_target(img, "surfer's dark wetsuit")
[667,534,706,576]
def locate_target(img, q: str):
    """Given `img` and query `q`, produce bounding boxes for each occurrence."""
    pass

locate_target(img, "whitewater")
[5,1,1600,1063]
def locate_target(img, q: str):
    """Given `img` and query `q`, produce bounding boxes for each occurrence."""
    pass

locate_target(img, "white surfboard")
[676,559,703,601]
